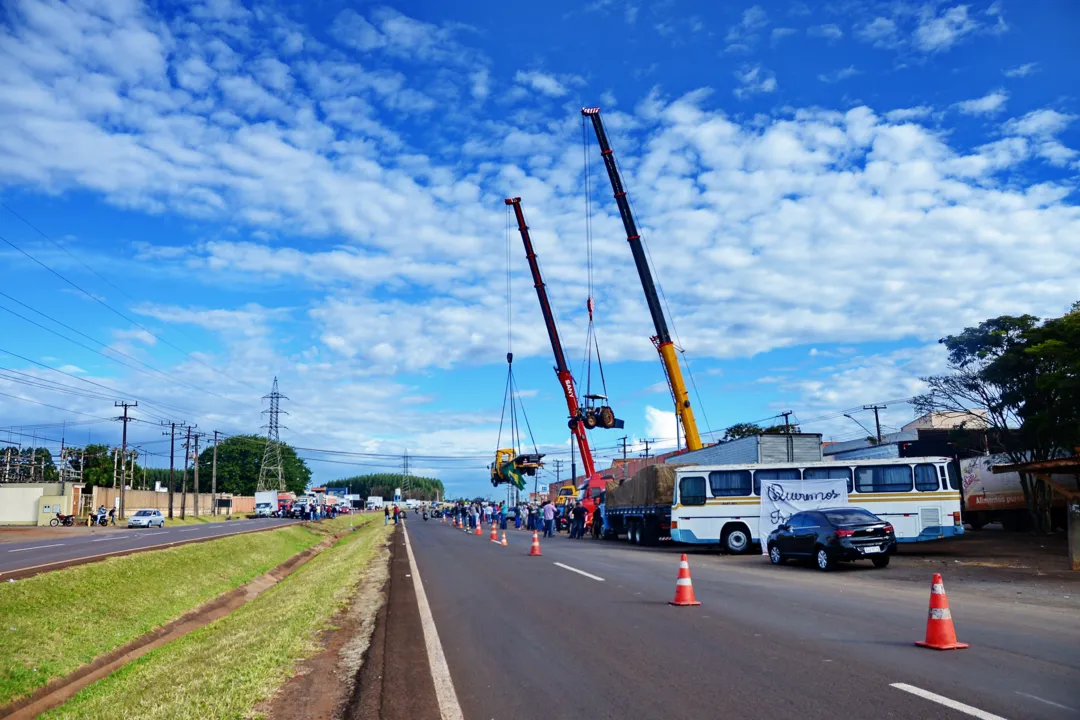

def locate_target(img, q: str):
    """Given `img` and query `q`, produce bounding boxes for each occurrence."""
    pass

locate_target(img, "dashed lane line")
[553,562,605,582]
[7,544,64,553]
[891,683,1007,720]
[402,523,464,720]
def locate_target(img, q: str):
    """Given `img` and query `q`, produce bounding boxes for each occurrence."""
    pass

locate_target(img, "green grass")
[0,521,350,706]
[42,516,388,720]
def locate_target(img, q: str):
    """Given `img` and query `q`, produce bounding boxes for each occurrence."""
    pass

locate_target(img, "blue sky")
[0,0,1077,499]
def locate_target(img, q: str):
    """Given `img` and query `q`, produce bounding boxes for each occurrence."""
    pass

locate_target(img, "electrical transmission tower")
[257,377,288,492]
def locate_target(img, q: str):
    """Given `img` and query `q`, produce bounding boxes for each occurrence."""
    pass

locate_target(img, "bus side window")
[709,470,752,497]
[946,461,961,490]
[679,476,707,506]
[804,467,853,493]
[753,469,799,496]
[915,464,939,491]
[854,465,913,493]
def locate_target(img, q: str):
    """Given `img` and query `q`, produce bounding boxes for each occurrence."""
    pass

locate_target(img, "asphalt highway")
[0,518,299,575]
[405,519,1080,720]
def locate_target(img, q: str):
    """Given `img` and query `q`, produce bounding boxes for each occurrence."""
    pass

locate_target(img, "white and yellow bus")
[671,456,964,553]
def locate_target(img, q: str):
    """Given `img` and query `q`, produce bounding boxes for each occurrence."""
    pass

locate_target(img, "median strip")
[0,521,350,707]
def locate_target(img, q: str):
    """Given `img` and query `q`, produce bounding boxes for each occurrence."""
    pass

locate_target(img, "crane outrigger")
[581,107,703,451]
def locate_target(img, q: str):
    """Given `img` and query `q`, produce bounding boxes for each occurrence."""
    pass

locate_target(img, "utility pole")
[619,436,629,479]
[864,404,886,444]
[115,401,136,520]
[180,425,193,519]
[211,431,219,516]
[162,422,185,519]
[642,438,652,460]
[781,410,794,432]
[553,458,563,488]
[192,432,203,516]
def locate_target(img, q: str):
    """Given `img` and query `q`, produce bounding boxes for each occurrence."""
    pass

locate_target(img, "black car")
[767,507,896,571]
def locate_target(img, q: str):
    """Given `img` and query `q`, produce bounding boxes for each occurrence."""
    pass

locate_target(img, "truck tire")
[722,525,752,554]
[966,512,986,531]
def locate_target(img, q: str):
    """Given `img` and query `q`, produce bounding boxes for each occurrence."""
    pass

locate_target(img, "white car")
[128,509,165,528]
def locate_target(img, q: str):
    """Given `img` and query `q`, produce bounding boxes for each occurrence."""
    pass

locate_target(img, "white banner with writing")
[758,477,849,553]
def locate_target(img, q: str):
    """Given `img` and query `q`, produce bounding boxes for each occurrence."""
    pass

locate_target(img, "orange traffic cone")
[528,530,543,556]
[916,573,968,650]
[475,521,482,536]
[669,553,701,606]
[500,531,508,547]
[490,524,499,542]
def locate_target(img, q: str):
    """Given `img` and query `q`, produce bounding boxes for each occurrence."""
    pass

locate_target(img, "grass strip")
[0,520,351,705]
[42,516,388,720]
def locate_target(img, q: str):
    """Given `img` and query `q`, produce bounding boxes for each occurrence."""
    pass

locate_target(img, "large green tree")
[326,473,444,501]
[915,304,1080,533]
[722,422,801,442]
[195,435,311,496]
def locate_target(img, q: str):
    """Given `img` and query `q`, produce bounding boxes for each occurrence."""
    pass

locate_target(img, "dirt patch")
[0,533,342,720]
[259,529,391,720]
[345,527,441,720]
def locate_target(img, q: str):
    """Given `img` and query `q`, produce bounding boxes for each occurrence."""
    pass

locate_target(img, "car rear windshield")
[821,508,880,525]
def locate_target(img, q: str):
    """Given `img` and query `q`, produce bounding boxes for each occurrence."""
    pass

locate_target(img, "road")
[403,519,1080,720]
[0,518,299,576]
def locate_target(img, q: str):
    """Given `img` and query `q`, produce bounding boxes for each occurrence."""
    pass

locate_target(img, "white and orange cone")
[490,524,499,542]
[501,531,508,547]
[669,553,701,606]
[529,530,543,556]
[474,521,483,536]
[915,573,968,650]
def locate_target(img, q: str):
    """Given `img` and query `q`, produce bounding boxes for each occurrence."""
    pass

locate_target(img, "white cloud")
[1002,110,1078,167]
[1003,62,1038,78]
[771,27,797,44]
[885,106,933,122]
[913,5,979,53]
[954,89,1008,115]
[644,405,678,448]
[808,24,843,41]
[818,66,859,83]
[856,17,900,48]
[733,64,777,99]
[725,5,769,52]
[513,70,581,98]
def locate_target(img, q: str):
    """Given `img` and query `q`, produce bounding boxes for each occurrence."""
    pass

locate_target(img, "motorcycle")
[422,511,428,521]
[90,512,109,527]
[49,511,76,527]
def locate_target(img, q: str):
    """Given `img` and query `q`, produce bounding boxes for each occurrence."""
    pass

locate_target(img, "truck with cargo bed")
[601,464,684,545]
[254,490,278,518]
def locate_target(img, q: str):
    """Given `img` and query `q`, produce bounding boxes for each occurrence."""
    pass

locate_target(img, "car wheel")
[768,544,784,565]
[815,547,833,572]
[872,555,890,568]
[723,526,751,554]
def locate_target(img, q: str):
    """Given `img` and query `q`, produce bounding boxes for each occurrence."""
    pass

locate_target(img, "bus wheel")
[723,525,751,554]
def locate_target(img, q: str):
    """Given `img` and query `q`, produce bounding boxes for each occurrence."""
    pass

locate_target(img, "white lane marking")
[553,562,605,582]
[1015,692,1075,712]
[7,544,64,553]
[175,528,200,533]
[91,536,129,542]
[891,683,1007,720]
[402,524,464,720]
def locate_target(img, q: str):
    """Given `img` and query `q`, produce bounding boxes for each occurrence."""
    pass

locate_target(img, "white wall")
[0,486,45,524]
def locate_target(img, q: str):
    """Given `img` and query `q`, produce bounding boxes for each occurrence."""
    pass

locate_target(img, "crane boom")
[581,107,703,451]
[505,197,600,489]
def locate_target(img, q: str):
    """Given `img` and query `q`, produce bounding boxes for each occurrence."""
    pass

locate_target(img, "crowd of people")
[444,499,594,539]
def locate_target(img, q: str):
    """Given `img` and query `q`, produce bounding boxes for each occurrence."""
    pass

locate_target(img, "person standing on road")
[542,500,555,538]
[384,506,390,525]
[108,506,116,526]
[514,504,521,530]
[570,502,586,539]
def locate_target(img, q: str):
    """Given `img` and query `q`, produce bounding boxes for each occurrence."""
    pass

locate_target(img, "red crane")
[505,197,614,515]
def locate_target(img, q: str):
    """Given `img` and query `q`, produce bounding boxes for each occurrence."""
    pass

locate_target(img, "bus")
[671,456,964,553]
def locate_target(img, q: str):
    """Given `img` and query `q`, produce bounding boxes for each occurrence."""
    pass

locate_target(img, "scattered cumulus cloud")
[725,5,769,53]
[913,5,980,52]
[818,66,859,83]
[513,70,582,98]
[1003,62,1038,78]
[808,24,843,41]
[954,89,1008,115]
[733,64,777,98]
[770,27,797,44]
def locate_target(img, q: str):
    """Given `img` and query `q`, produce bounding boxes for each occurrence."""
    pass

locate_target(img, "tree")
[326,473,445,501]
[915,305,1080,533]
[195,435,310,496]
[722,422,801,442]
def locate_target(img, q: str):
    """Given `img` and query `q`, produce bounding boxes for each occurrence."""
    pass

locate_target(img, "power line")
[0,212,262,393]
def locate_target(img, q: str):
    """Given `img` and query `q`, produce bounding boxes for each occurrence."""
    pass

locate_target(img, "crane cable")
[580,117,612,405]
